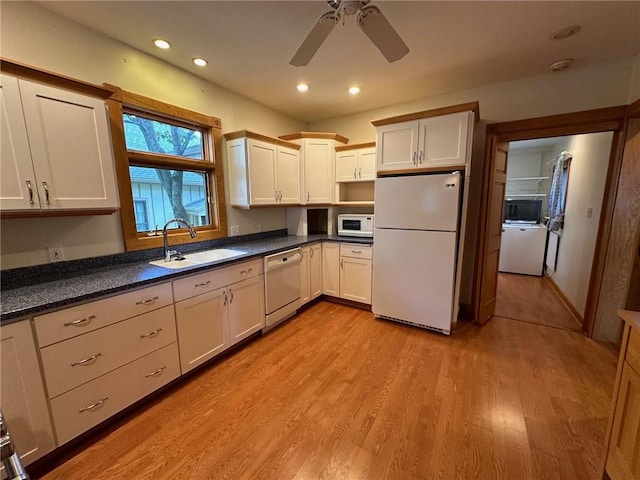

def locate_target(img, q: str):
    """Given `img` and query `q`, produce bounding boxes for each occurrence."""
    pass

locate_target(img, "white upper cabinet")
[374,107,475,173]
[278,133,348,205]
[224,131,300,207]
[336,144,376,182]
[0,73,118,212]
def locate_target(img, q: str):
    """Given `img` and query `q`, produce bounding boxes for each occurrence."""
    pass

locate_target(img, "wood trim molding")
[278,132,349,144]
[1,58,114,99]
[544,275,583,328]
[222,130,301,150]
[335,142,376,152]
[376,165,465,177]
[128,152,216,171]
[107,86,220,129]
[628,98,640,117]
[0,208,118,219]
[371,101,480,127]
[489,106,627,139]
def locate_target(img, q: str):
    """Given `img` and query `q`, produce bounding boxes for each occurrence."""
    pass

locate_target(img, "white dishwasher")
[264,248,302,329]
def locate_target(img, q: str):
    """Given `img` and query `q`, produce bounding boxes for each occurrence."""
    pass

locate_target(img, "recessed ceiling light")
[348,86,361,95]
[549,58,574,72]
[153,39,171,49]
[193,57,208,67]
[551,25,582,41]
[297,83,309,92]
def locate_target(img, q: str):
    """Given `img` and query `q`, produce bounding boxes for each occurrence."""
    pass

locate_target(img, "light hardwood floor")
[495,272,581,331]
[37,301,617,480]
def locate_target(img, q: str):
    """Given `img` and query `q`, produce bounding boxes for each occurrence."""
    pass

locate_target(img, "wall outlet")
[230,225,240,236]
[48,246,64,262]
[587,206,593,218]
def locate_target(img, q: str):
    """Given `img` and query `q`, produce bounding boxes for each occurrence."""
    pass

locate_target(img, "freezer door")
[372,229,457,333]
[374,173,461,232]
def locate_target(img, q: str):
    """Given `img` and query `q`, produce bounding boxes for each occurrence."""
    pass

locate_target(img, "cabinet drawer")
[50,342,180,445]
[172,258,263,302]
[627,328,640,375]
[40,305,176,398]
[340,243,373,260]
[34,283,173,347]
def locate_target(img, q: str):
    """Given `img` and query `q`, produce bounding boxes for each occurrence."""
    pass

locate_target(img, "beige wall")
[0,1,305,269]
[547,133,613,317]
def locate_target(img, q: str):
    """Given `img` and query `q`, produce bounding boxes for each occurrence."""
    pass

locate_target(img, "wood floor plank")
[35,301,617,480]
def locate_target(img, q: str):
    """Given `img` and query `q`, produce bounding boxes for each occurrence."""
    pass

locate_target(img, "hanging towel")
[547,151,570,232]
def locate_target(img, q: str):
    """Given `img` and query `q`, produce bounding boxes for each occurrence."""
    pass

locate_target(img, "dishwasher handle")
[266,250,302,271]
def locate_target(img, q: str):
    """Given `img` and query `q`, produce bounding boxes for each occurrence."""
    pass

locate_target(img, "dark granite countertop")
[0,233,373,323]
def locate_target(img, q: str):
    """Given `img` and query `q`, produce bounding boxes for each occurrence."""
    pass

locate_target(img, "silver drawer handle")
[71,353,101,367]
[140,328,162,339]
[240,268,253,274]
[136,296,159,306]
[42,181,50,205]
[26,180,34,204]
[79,397,108,413]
[145,366,166,378]
[195,280,211,288]
[63,315,96,327]
[351,250,362,254]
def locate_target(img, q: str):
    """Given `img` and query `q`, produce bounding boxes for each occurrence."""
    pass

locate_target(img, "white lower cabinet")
[50,343,180,445]
[322,242,340,297]
[0,320,56,467]
[300,243,323,306]
[323,242,372,304]
[173,259,265,373]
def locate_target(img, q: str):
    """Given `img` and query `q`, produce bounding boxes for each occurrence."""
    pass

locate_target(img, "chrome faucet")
[163,218,197,262]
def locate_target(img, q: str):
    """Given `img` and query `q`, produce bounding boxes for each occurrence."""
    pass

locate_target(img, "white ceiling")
[38,1,640,123]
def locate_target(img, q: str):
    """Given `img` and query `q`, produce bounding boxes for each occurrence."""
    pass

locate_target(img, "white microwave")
[338,214,374,238]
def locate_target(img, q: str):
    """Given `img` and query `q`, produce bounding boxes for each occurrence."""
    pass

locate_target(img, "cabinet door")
[300,246,311,305]
[304,139,334,204]
[1,321,56,466]
[606,362,640,479]
[336,151,358,182]
[227,275,265,345]
[322,242,340,297]
[18,79,118,209]
[226,138,249,207]
[0,75,41,210]
[358,147,377,180]
[340,257,372,304]
[418,111,469,168]
[276,145,300,203]
[247,138,277,205]
[309,243,323,299]
[175,288,229,373]
[376,120,419,172]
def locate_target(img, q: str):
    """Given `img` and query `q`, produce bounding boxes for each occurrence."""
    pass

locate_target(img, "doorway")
[473,105,631,339]
[493,133,613,330]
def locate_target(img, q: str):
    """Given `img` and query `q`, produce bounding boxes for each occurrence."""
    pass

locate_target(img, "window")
[107,87,226,251]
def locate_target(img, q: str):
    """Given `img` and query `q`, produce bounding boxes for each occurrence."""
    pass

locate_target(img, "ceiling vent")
[549,58,574,72]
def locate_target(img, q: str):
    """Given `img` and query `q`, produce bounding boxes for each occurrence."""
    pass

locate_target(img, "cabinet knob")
[26,180,34,205]
[412,152,417,165]
[42,181,50,205]
[354,168,357,179]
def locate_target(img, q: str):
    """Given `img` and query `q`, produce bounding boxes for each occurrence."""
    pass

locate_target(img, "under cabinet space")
[50,342,180,445]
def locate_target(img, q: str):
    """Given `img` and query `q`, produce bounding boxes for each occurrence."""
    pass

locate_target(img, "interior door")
[475,137,508,324]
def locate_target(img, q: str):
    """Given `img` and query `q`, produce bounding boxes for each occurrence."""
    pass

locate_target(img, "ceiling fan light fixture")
[153,38,171,49]
[348,86,361,95]
[297,83,310,92]
[193,57,208,67]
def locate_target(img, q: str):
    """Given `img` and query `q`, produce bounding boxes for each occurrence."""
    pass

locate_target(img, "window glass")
[129,166,209,232]
[133,199,149,231]
[123,114,203,159]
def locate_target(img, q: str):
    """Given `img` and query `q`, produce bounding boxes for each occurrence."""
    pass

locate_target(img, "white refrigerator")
[372,172,461,334]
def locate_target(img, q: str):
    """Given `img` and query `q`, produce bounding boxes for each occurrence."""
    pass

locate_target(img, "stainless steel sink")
[149,248,246,269]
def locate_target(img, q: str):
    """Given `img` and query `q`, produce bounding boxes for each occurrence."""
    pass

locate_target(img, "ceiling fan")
[290,0,409,66]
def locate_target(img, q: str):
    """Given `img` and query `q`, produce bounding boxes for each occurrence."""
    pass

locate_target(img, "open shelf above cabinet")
[335,180,374,206]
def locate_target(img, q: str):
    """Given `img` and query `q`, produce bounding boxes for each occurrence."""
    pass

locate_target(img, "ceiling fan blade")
[290,12,338,66]
[358,5,409,63]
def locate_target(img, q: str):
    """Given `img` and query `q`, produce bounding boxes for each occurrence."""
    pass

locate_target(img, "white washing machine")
[499,224,547,276]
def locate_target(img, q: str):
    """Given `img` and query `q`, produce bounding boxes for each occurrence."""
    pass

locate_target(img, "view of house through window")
[123,112,211,233]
